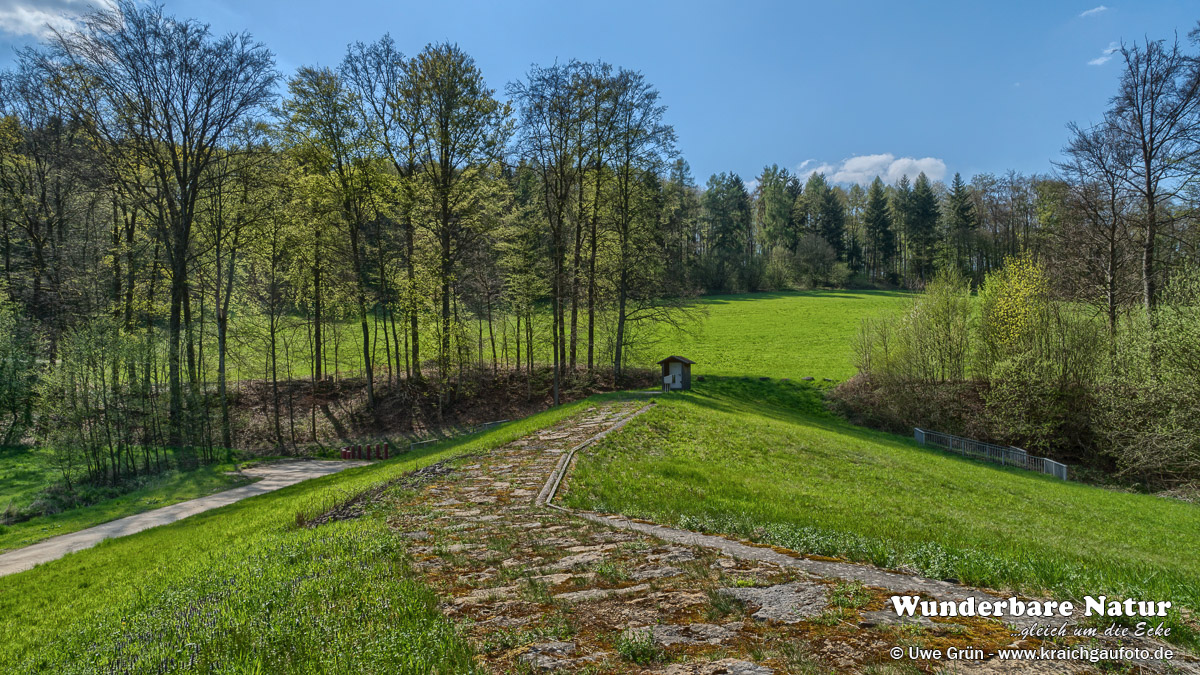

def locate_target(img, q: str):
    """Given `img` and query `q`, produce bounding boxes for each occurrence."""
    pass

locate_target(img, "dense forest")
[1,3,1199,490]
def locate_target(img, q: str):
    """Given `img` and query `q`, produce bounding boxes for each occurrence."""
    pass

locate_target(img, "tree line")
[836,26,1200,488]
[0,2,690,484]
[2,2,1198,488]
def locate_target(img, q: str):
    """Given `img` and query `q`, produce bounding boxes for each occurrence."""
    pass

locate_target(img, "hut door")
[668,361,683,389]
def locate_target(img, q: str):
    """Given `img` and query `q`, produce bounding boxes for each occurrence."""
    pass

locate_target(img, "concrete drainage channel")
[536,403,655,509]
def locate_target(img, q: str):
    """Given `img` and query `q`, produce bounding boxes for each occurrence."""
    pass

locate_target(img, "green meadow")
[564,378,1200,649]
[632,290,910,380]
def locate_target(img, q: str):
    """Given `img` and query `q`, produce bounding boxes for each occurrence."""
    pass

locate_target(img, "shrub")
[0,287,36,445]
[855,267,972,384]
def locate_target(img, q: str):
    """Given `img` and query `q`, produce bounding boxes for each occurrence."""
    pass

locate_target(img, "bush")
[1097,269,1200,485]
[763,245,795,290]
[794,233,838,288]
[0,287,36,445]
[855,267,972,384]
[843,258,1109,470]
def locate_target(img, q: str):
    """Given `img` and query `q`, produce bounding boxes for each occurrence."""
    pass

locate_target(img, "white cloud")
[0,0,113,39]
[1079,5,1108,18]
[796,154,947,186]
[1088,41,1120,66]
[742,178,759,194]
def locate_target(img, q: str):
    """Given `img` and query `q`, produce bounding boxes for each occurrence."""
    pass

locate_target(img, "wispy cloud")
[1079,5,1108,18]
[1088,41,1120,66]
[796,154,947,186]
[0,0,113,39]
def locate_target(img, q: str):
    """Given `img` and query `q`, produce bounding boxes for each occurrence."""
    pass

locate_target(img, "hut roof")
[656,356,696,365]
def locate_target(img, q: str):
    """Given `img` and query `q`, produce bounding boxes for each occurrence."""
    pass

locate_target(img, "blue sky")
[0,0,1196,186]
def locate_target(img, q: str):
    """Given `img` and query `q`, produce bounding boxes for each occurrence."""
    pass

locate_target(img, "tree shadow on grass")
[693,289,913,306]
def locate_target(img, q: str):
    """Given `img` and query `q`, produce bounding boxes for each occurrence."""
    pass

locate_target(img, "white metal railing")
[913,428,1068,480]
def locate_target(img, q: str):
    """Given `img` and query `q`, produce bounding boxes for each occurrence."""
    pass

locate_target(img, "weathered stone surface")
[631,565,683,581]
[546,551,605,570]
[444,543,483,553]
[640,621,740,646]
[649,548,697,563]
[658,659,774,674]
[858,609,935,628]
[516,640,576,670]
[718,582,828,623]
[534,537,579,548]
[564,543,617,553]
[452,585,518,605]
[553,583,650,603]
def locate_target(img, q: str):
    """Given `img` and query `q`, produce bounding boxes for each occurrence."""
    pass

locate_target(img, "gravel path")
[0,459,368,577]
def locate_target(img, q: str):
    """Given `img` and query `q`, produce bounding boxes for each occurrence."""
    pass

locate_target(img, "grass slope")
[0,394,618,673]
[564,378,1200,647]
[0,463,251,552]
[0,445,60,515]
[630,290,909,381]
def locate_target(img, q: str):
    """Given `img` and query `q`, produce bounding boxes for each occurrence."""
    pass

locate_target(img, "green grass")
[0,393,619,673]
[564,377,1200,649]
[0,445,60,516]
[628,289,910,381]
[0,463,251,552]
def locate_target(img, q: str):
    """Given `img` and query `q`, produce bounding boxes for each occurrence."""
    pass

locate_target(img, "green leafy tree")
[0,287,35,445]
[701,172,752,291]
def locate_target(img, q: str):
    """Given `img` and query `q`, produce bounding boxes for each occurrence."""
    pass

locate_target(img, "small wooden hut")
[657,356,695,392]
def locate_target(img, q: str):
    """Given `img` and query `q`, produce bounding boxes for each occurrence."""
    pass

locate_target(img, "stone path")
[0,459,369,577]
[376,401,1197,674]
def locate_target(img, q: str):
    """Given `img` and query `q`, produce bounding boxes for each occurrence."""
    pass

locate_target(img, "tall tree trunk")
[1142,178,1157,320]
[347,218,375,408]
[167,240,187,450]
[406,219,421,383]
[312,247,323,382]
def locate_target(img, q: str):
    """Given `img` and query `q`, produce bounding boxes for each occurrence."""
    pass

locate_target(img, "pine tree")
[909,172,939,283]
[891,175,912,283]
[863,177,894,281]
[942,172,977,281]
[799,173,845,258]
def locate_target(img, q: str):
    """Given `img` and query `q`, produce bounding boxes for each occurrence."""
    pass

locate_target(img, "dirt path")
[378,401,1196,674]
[0,459,368,577]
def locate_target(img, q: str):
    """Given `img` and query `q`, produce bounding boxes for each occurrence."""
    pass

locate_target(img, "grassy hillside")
[0,395,617,673]
[564,378,1200,647]
[629,290,909,381]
